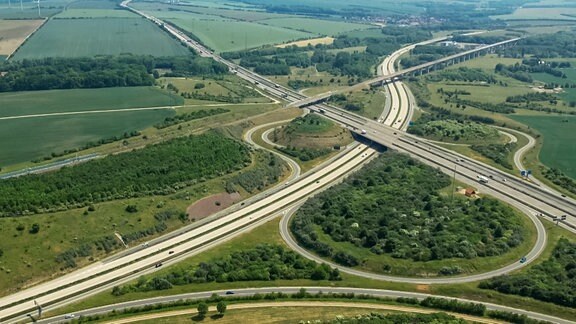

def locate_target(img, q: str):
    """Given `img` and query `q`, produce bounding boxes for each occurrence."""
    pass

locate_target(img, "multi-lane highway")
[1,4,572,323]
[0,134,378,322]
[38,287,572,324]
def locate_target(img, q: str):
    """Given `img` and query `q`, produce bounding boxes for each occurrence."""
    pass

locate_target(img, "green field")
[510,115,576,179]
[0,87,181,165]
[167,18,313,52]
[0,87,182,118]
[260,17,370,36]
[55,8,139,18]
[492,7,576,21]
[12,18,190,59]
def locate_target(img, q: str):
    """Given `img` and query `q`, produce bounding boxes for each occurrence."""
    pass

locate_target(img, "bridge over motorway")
[288,37,521,108]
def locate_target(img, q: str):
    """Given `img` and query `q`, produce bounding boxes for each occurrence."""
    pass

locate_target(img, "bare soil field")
[0,19,44,55]
[276,36,334,48]
[186,192,241,221]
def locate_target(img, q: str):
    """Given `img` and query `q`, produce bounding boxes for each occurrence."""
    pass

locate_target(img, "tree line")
[0,132,250,217]
[0,54,229,92]
[291,153,526,269]
[111,244,341,296]
[480,238,576,308]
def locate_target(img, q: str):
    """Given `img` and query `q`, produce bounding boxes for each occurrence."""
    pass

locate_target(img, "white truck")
[477,175,489,183]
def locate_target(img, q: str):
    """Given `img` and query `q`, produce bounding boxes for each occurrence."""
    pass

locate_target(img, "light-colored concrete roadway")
[97,301,503,324]
[38,287,572,324]
[0,141,375,322]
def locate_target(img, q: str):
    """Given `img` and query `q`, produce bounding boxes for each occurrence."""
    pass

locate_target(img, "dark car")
[168,251,174,255]
[225,291,235,295]
[520,257,527,264]
[155,263,163,268]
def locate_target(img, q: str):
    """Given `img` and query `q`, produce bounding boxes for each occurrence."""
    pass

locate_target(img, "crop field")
[177,6,292,21]
[55,8,139,18]
[66,0,119,9]
[511,115,576,179]
[0,19,43,56]
[0,87,181,165]
[167,18,313,52]
[0,87,182,118]
[12,18,190,59]
[492,7,576,21]
[0,109,174,166]
[260,17,370,36]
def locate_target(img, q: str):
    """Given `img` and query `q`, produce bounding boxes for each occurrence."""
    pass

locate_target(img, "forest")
[0,132,250,216]
[111,244,341,295]
[498,31,576,58]
[480,238,576,308]
[0,55,229,92]
[291,153,525,267]
[224,28,432,78]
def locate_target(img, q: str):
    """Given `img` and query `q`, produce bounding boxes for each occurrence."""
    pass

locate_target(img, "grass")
[510,115,576,179]
[260,17,370,36]
[0,87,182,118]
[345,89,388,120]
[0,87,182,166]
[0,108,174,166]
[134,307,392,324]
[0,177,223,296]
[12,17,190,59]
[0,143,290,296]
[166,18,314,52]
[54,9,139,18]
[0,19,44,55]
[491,7,576,21]
[52,217,576,323]
[160,76,272,104]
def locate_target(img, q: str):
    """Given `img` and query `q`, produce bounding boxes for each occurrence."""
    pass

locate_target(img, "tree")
[197,302,209,317]
[216,301,227,315]
[29,223,40,234]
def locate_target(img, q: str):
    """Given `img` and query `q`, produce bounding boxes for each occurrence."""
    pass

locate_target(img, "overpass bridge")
[288,37,521,108]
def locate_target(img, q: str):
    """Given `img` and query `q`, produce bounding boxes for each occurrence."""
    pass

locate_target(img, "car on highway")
[520,256,527,263]
[155,263,163,268]
[168,251,174,254]
[64,314,76,319]
[225,291,235,295]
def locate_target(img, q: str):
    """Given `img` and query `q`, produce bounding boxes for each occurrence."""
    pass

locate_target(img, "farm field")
[0,87,182,118]
[172,6,291,21]
[260,17,370,36]
[511,115,576,179]
[276,36,334,48]
[492,7,576,21]
[0,87,181,165]
[55,8,139,18]
[12,18,190,59]
[167,18,313,52]
[0,108,174,166]
[0,19,44,56]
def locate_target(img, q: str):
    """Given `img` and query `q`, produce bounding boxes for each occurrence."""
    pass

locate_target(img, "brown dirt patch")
[186,192,241,221]
[416,284,430,292]
[276,36,334,48]
[0,20,44,55]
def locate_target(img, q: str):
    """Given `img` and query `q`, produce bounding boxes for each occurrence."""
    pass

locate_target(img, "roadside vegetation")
[0,132,250,217]
[111,244,341,296]
[0,55,228,92]
[291,152,531,276]
[272,114,353,162]
[480,238,576,308]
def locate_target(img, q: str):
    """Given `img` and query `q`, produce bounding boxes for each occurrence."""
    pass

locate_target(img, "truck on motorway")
[477,175,489,183]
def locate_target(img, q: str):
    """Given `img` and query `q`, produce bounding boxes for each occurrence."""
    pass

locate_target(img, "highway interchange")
[1,3,574,323]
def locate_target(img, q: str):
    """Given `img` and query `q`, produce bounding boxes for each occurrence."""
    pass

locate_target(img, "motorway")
[38,287,572,324]
[1,4,572,323]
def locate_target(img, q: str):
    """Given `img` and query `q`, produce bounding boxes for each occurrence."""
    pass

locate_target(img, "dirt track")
[104,301,504,324]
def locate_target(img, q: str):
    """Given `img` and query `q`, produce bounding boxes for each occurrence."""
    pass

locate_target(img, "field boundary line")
[0,106,176,120]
